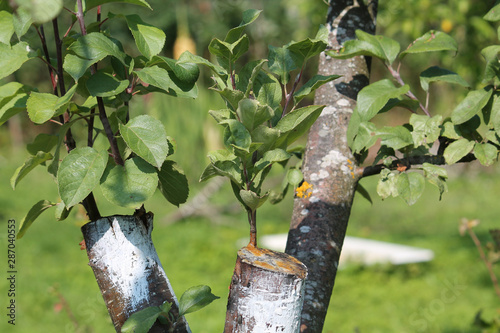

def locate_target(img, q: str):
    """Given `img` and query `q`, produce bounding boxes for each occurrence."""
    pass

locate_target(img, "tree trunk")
[284,1,377,331]
[224,245,307,333]
[81,212,190,333]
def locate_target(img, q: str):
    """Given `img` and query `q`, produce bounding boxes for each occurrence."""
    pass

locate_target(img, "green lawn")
[0,139,499,332]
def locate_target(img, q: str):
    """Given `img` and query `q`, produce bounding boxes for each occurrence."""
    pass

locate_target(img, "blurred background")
[0,0,499,332]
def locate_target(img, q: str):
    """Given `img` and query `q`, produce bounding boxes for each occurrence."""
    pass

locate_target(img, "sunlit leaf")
[443,138,474,164]
[357,79,409,122]
[121,307,161,333]
[11,152,53,189]
[17,200,56,239]
[178,285,220,317]
[400,31,457,58]
[420,66,470,91]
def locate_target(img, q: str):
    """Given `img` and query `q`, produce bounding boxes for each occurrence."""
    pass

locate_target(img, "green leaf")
[287,168,303,186]
[221,119,252,155]
[0,42,30,80]
[351,121,377,153]
[121,14,165,59]
[396,172,425,206]
[377,169,397,200]
[121,306,162,333]
[69,32,126,65]
[63,54,96,81]
[376,125,413,150]
[239,190,268,211]
[178,285,219,317]
[0,82,28,125]
[148,55,200,86]
[268,45,297,85]
[0,11,14,45]
[18,0,62,24]
[451,87,493,125]
[27,134,58,155]
[54,202,72,221]
[11,152,53,189]
[327,29,400,64]
[57,147,108,208]
[238,59,267,97]
[157,160,189,207]
[224,9,261,43]
[254,148,291,173]
[293,75,341,105]
[135,65,197,98]
[48,121,76,177]
[356,183,373,204]
[100,157,159,209]
[410,114,442,146]
[484,2,500,21]
[287,25,328,65]
[473,142,498,166]
[120,115,169,169]
[26,85,77,124]
[17,200,56,239]
[209,35,249,67]
[212,88,244,110]
[177,51,226,77]
[275,105,325,146]
[420,66,470,91]
[480,45,500,85]
[236,98,273,131]
[86,70,129,97]
[250,125,280,154]
[13,7,32,39]
[400,31,457,58]
[357,79,409,122]
[443,138,474,164]
[423,163,448,200]
[85,0,152,11]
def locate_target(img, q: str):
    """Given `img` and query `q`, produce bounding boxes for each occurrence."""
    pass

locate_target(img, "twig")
[387,64,430,116]
[466,224,500,300]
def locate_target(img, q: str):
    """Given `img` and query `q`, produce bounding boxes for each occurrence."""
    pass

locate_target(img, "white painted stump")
[224,245,307,333]
[81,213,190,332]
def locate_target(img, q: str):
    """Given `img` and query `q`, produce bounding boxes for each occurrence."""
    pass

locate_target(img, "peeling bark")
[284,1,377,331]
[224,245,307,333]
[81,213,190,333]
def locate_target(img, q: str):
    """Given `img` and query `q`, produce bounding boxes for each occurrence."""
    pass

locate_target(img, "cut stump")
[81,213,190,333]
[224,245,307,333]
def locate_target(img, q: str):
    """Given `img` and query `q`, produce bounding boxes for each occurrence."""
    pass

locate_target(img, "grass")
[0,93,499,332]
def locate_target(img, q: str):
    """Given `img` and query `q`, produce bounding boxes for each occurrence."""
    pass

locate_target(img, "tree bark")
[224,245,307,333]
[284,1,377,331]
[81,212,190,333]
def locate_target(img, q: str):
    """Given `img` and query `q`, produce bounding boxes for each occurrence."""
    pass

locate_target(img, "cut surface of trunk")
[224,245,307,333]
[81,213,190,332]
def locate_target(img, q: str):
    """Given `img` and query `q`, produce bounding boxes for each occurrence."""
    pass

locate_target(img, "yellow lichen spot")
[296,181,313,198]
[347,159,352,165]
[350,172,355,179]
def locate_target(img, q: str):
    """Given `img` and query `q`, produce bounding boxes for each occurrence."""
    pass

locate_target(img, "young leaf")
[484,2,500,21]
[11,152,53,189]
[410,114,442,146]
[293,74,341,105]
[451,87,493,125]
[396,172,425,206]
[254,148,291,173]
[473,142,498,166]
[0,42,30,80]
[17,200,56,239]
[121,306,162,333]
[27,134,59,155]
[236,98,273,131]
[157,160,189,207]
[0,11,14,45]
[57,147,108,208]
[26,85,77,124]
[357,79,409,122]
[69,32,127,65]
[377,169,397,199]
[327,29,400,64]
[287,25,328,65]
[135,66,198,98]
[423,163,448,200]
[351,121,377,153]
[54,202,72,221]
[239,190,268,211]
[376,125,413,150]
[221,119,252,155]
[178,285,220,317]
[443,138,475,164]
[275,105,325,146]
[268,45,297,85]
[123,14,165,59]
[119,115,170,169]
[224,9,261,43]
[480,45,500,85]
[63,54,97,81]
[100,157,159,209]
[400,31,457,58]
[420,66,470,91]
[86,70,129,97]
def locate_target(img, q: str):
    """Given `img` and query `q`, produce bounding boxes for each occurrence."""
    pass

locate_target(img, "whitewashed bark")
[224,245,307,333]
[81,213,190,332]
